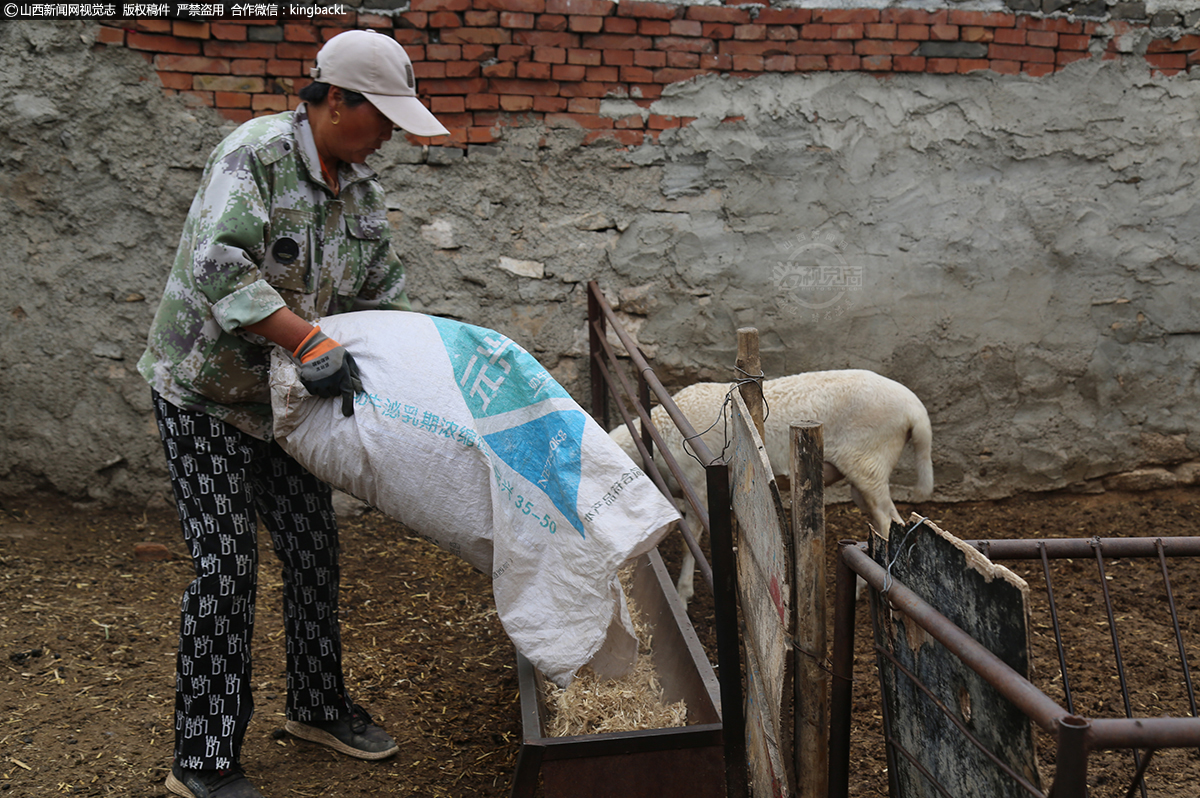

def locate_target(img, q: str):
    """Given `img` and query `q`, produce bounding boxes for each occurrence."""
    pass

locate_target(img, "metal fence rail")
[587,281,718,593]
[830,535,1200,798]
[586,280,748,798]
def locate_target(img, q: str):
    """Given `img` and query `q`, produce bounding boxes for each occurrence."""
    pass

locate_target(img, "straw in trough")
[542,567,689,737]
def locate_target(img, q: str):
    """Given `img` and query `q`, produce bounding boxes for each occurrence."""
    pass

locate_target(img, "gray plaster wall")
[2,20,1198,507]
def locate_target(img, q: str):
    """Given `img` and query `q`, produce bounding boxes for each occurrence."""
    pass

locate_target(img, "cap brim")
[366,93,450,138]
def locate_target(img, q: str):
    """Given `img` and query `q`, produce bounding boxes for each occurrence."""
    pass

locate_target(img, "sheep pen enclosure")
[4,487,1200,797]
[8,10,1200,797]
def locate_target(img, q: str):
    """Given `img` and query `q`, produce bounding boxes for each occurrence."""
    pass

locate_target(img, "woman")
[137,30,449,798]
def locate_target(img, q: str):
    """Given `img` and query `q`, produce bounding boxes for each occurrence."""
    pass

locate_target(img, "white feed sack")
[269,310,680,687]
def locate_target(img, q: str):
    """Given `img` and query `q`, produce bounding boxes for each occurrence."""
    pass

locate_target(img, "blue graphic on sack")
[484,411,587,538]
[430,316,570,418]
[431,317,586,538]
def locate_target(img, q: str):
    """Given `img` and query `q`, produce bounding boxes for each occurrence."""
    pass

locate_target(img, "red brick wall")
[96,3,1188,148]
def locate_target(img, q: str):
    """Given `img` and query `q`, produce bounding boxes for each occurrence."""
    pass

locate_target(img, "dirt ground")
[2,487,1200,797]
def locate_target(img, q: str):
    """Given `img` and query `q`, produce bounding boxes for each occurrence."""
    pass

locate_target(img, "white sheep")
[610,369,934,601]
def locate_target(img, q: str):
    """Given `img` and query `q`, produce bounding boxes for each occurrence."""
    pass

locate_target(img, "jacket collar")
[292,103,377,194]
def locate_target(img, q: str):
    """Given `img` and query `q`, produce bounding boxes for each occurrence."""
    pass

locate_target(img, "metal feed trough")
[507,282,748,798]
[831,532,1200,798]
[510,548,725,798]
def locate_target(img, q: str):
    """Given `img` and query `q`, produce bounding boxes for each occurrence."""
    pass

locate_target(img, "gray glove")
[294,327,362,417]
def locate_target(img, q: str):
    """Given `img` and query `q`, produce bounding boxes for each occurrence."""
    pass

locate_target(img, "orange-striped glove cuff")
[294,326,341,364]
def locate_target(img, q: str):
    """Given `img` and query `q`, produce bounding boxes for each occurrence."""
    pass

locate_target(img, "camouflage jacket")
[138,104,411,439]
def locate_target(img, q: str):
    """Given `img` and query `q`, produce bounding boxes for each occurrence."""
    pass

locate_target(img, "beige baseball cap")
[310,30,449,138]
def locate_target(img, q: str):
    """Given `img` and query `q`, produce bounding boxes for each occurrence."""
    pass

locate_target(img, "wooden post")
[736,328,765,440]
[791,422,828,798]
[708,462,749,798]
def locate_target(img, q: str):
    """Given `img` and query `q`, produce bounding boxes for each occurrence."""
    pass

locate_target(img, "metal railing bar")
[1087,717,1200,748]
[1090,541,1147,798]
[968,537,1200,560]
[1122,746,1157,798]
[1039,542,1077,716]
[586,283,717,467]
[875,644,1048,798]
[637,364,652,461]
[866,582,902,798]
[1155,539,1200,761]
[828,541,859,798]
[706,461,749,798]
[1053,715,1091,798]
[592,352,714,594]
[882,735,959,798]
[843,544,1069,732]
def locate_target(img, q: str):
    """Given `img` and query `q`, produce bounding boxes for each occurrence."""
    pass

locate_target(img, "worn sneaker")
[284,704,399,760]
[165,763,264,798]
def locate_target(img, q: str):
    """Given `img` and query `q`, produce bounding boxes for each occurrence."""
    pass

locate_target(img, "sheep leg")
[849,484,902,541]
[677,547,698,604]
[675,501,701,604]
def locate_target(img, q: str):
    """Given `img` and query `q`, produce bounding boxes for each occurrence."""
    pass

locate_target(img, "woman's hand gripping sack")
[293,326,363,417]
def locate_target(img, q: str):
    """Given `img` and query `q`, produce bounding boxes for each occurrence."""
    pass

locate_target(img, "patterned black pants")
[152,391,352,771]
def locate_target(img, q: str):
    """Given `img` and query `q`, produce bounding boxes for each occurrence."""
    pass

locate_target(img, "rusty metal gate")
[832,532,1200,797]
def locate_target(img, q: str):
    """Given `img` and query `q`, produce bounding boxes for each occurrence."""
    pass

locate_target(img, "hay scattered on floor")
[542,568,689,737]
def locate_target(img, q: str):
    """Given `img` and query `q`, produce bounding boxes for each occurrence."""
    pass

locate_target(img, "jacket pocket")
[336,211,386,299]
